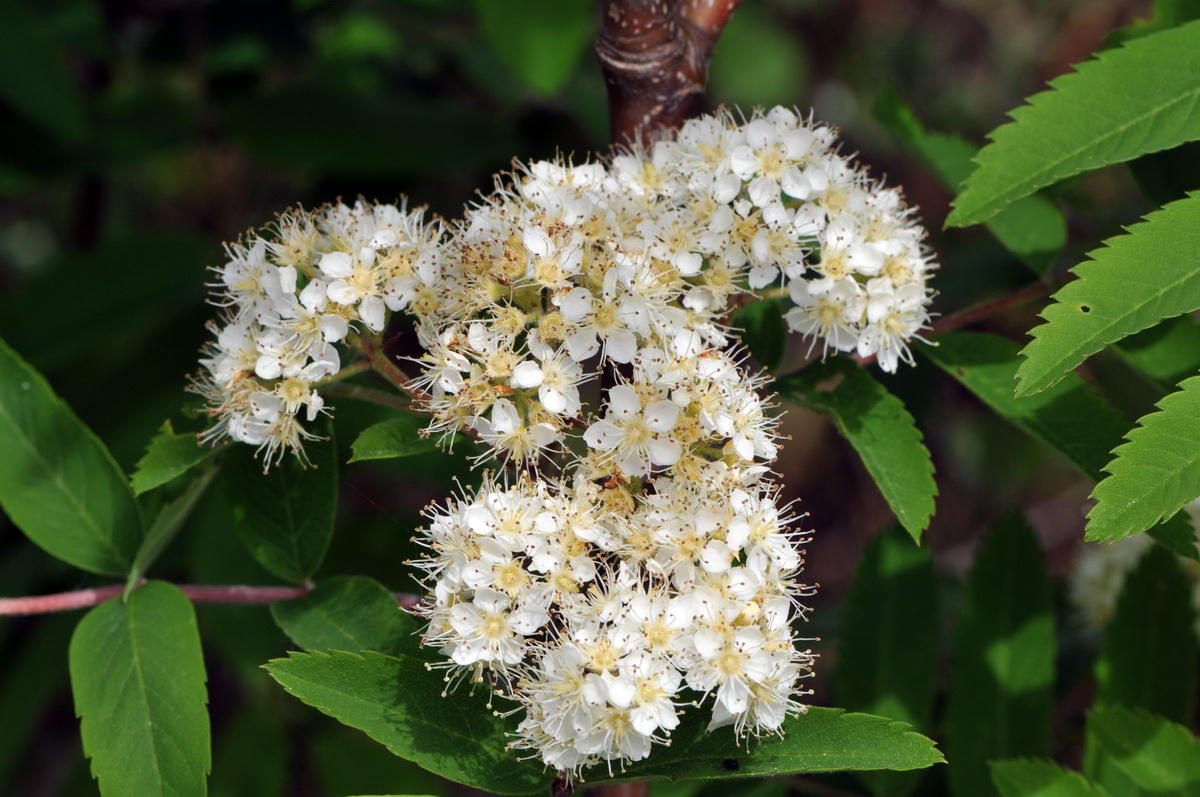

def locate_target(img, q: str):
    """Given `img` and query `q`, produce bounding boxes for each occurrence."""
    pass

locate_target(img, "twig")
[0,583,422,616]
[597,0,741,147]
[322,383,413,412]
[359,335,432,406]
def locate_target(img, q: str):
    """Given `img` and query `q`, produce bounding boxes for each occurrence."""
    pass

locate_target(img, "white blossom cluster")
[189,105,938,775]
[191,201,443,465]
[414,465,815,775]
[408,106,935,467]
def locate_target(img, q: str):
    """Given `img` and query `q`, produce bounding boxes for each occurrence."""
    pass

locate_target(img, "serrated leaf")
[264,650,552,795]
[1089,708,1200,793]
[596,707,943,783]
[473,0,592,96]
[0,335,142,575]
[1016,192,1200,396]
[921,333,1128,481]
[1146,511,1200,560]
[735,299,787,373]
[875,88,1065,273]
[948,20,1200,227]
[990,758,1114,797]
[1087,375,1200,540]
[349,414,443,463]
[271,575,426,658]
[224,434,337,583]
[125,463,219,597]
[946,513,1055,797]
[1116,314,1200,389]
[68,581,210,797]
[837,528,939,797]
[131,420,225,496]
[1094,544,1197,720]
[777,358,936,541]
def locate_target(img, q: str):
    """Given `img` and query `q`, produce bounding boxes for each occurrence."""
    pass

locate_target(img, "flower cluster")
[191,201,443,465]
[190,106,938,776]
[415,466,814,775]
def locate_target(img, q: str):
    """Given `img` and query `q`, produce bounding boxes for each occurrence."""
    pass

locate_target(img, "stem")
[358,334,432,405]
[316,358,373,386]
[597,0,742,147]
[322,383,413,412]
[0,583,422,616]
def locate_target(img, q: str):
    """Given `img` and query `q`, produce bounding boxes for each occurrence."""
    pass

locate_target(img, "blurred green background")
[0,0,1165,794]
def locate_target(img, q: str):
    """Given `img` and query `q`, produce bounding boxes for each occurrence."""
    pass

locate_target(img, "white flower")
[584,385,682,476]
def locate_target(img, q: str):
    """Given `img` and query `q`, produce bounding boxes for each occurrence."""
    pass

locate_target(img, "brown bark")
[596,0,741,148]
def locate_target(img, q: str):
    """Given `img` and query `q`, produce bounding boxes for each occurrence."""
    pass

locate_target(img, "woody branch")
[597,0,742,147]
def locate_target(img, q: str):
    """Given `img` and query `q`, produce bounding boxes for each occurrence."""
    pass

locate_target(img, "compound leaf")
[1087,375,1200,541]
[1016,192,1200,396]
[948,20,1200,227]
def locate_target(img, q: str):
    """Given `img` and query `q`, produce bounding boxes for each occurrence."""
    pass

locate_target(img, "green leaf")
[125,463,219,597]
[0,335,142,575]
[948,20,1200,227]
[68,581,210,797]
[0,0,87,144]
[271,575,426,658]
[735,299,788,373]
[349,414,444,463]
[1089,708,1200,794]
[473,0,592,96]
[264,650,552,795]
[1116,314,1200,389]
[837,527,939,797]
[1093,544,1197,721]
[224,434,338,583]
[131,420,225,496]
[875,88,1065,273]
[945,513,1055,797]
[921,333,1128,481]
[600,707,944,782]
[1146,511,1200,561]
[709,3,809,108]
[778,358,937,541]
[1087,375,1200,541]
[990,758,1114,797]
[1016,193,1200,396]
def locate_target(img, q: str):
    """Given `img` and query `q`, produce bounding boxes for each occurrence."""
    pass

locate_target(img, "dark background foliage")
[0,1,1168,794]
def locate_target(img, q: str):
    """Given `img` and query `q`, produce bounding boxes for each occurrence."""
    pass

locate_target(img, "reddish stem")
[0,583,422,616]
[597,0,741,147]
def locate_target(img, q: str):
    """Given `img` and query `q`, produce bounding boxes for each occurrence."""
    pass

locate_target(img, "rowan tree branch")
[597,0,741,147]
[0,583,422,616]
